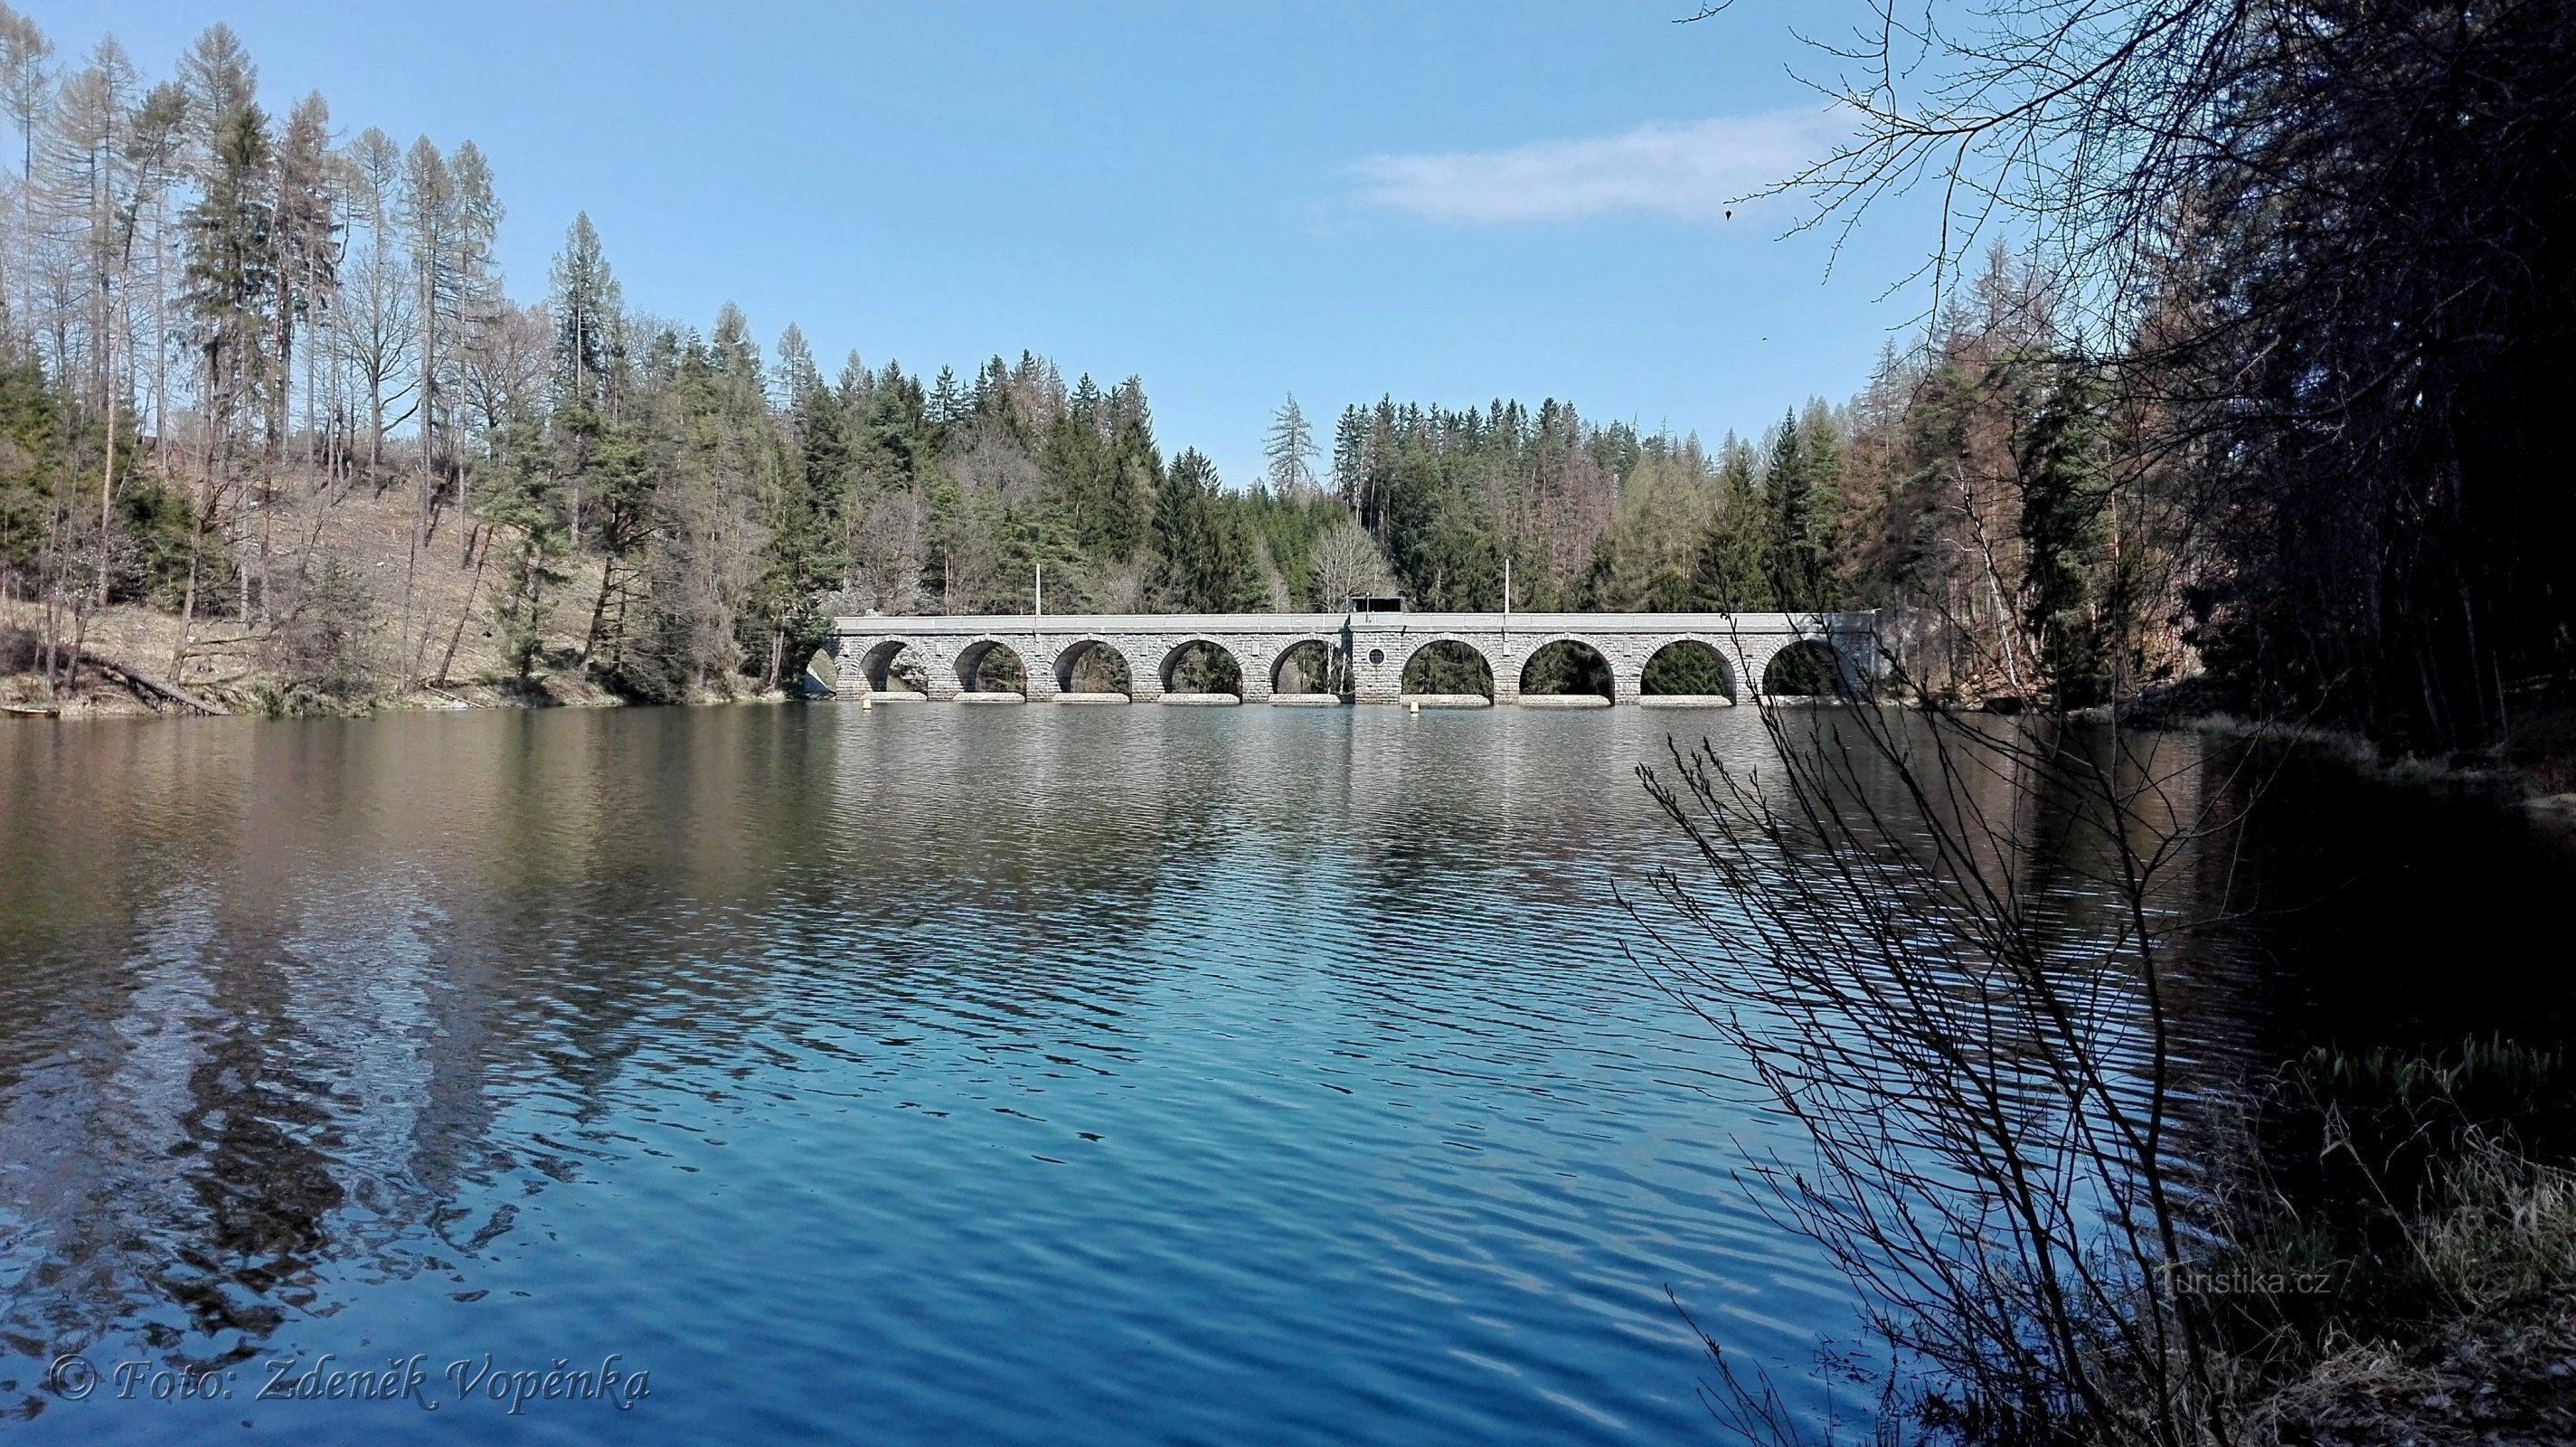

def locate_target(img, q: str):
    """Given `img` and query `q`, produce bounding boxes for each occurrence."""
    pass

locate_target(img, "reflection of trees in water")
[0,884,432,1391]
[0,704,2527,1430]
[1628,707,2360,1444]
[0,709,1026,1395]
[1631,698,2576,1443]
[7,705,1713,1402]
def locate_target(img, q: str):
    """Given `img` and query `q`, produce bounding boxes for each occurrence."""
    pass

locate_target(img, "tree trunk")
[95,326,117,610]
[436,521,491,686]
[580,554,616,667]
[173,408,221,685]
[35,488,62,698]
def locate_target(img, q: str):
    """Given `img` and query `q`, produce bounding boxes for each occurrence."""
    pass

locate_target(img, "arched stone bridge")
[826,610,1884,705]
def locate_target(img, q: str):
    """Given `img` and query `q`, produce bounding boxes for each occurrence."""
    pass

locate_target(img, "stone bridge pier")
[827,610,1885,705]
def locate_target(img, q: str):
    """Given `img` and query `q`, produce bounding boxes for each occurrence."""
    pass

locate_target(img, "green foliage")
[1337,396,1629,612]
[1161,639,1241,694]
[1042,392,1137,560]
[269,555,382,703]
[0,353,211,610]
[116,471,222,608]
[495,214,1882,707]
[2017,361,2118,709]
[2191,1038,2576,1378]
[1519,639,1612,698]
[1761,642,1842,696]
[1761,405,1842,610]
[483,417,571,685]
[1237,487,1356,610]
[1401,640,1493,698]
[0,354,68,590]
[1692,437,1777,612]
[1577,436,1722,610]
[1152,449,1261,612]
[1382,441,1502,611]
[739,370,849,688]
[1640,642,1731,695]
[183,102,276,421]
[532,210,1847,694]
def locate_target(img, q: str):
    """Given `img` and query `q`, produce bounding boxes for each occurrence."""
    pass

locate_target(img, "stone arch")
[1269,636,1346,695]
[854,638,931,695]
[1761,639,1856,698]
[1157,637,1244,695]
[1053,638,1133,695]
[1641,638,1739,701]
[1516,635,1615,702]
[1398,636,1496,699]
[797,644,840,695]
[955,638,1029,695]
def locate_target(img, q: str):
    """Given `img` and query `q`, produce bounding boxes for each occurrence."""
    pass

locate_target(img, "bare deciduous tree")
[1632,682,2268,1446]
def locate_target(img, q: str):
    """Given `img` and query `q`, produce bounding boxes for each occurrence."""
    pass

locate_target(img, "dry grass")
[2215,1077,2576,1447]
[4,474,643,714]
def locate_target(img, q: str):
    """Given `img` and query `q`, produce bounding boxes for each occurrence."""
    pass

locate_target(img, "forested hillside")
[4,1,2571,758]
[0,12,1909,714]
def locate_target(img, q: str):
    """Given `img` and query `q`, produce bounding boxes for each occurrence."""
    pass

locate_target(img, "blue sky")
[34,0,1939,486]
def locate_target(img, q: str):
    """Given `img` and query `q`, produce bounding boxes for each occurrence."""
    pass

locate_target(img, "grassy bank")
[0,480,808,717]
[2196,1041,2576,1446]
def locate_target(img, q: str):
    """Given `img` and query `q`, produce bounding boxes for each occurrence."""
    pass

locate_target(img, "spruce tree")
[1264,392,1318,497]
[2016,359,2117,708]
[483,415,571,685]
[1763,409,1832,610]
[1152,449,1258,612]
[174,99,274,680]
[1692,436,1775,610]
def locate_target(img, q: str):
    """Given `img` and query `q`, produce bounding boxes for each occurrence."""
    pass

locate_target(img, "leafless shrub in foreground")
[1631,687,2270,1447]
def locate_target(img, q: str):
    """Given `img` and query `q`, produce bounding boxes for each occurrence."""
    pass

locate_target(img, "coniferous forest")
[3,4,2571,766]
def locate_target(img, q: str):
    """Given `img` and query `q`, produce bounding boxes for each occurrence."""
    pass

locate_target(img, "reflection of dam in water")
[4,702,2550,1442]
[830,609,1887,704]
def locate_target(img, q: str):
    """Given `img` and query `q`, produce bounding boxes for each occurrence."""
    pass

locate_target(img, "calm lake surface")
[0,703,2562,1443]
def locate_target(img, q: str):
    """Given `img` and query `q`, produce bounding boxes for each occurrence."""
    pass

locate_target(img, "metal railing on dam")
[826,610,1886,705]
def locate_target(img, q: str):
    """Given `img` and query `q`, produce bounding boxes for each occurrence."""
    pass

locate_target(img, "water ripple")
[0,704,2225,1444]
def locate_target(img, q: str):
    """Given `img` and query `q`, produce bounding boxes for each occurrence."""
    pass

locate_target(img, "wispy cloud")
[1348,110,1841,226]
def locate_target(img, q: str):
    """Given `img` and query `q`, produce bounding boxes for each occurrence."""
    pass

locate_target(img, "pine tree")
[1331,404,1368,506]
[928,364,965,427]
[2016,359,2116,708]
[482,414,569,684]
[1763,408,1832,609]
[1153,448,1258,612]
[1693,435,1774,610]
[1099,376,1157,561]
[548,213,622,547]
[1263,392,1318,497]
[549,213,620,418]
[744,365,849,690]
[173,98,274,679]
[271,92,338,480]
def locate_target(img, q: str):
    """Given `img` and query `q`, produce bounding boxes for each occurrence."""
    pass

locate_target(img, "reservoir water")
[0,704,2562,1443]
